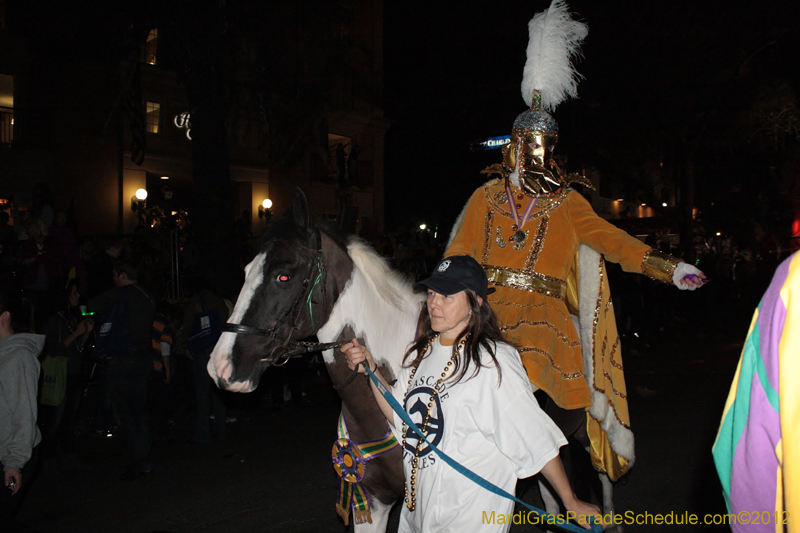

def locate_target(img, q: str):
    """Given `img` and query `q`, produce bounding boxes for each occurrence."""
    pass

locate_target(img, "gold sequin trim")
[500,319,582,347]
[489,300,551,310]
[590,258,604,365]
[487,185,569,221]
[609,337,623,370]
[518,346,585,379]
[641,249,680,284]
[525,216,548,270]
[481,209,494,265]
[601,371,628,400]
[593,374,631,429]
[483,265,566,300]
[495,226,507,248]
[494,189,509,205]
[595,393,632,429]
[600,334,608,364]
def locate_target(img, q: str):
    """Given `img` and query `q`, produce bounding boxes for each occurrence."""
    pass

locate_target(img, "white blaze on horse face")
[208,252,267,385]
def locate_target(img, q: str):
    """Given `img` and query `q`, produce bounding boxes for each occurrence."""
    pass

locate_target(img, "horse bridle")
[220,231,346,366]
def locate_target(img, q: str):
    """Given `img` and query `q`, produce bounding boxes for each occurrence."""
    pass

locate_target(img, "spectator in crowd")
[169,302,195,415]
[183,280,230,443]
[88,260,156,480]
[26,183,54,229]
[713,250,800,529]
[73,236,95,297]
[86,239,123,300]
[48,210,79,283]
[40,279,93,467]
[0,211,17,282]
[150,301,181,439]
[19,217,63,332]
[0,290,44,531]
[234,210,253,241]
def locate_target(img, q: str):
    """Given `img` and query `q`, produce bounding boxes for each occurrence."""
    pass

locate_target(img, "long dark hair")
[403,289,508,385]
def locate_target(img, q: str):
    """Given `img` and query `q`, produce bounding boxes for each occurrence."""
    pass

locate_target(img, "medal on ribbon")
[505,182,539,244]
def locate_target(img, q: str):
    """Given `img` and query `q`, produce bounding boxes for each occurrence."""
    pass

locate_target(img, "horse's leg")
[353,498,393,533]
[598,472,623,533]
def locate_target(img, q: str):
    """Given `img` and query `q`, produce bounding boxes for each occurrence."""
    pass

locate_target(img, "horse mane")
[318,236,425,376]
[345,237,413,311]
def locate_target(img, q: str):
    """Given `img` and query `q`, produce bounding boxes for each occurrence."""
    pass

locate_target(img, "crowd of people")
[0,190,310,532]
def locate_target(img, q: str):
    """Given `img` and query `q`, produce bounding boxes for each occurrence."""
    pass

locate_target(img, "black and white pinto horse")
[208,189,424,532]
[209,189,621,532]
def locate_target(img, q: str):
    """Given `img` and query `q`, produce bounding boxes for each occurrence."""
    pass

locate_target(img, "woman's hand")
[563,496,604,530]
[341,338,374,374]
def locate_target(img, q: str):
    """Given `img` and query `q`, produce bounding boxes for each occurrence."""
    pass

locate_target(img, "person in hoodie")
[0,289,44,530]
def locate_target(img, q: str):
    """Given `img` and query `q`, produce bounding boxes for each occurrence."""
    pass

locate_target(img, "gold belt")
[483,266,566,300]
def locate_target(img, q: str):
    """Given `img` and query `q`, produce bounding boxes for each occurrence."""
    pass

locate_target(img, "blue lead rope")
[363,365,603,533]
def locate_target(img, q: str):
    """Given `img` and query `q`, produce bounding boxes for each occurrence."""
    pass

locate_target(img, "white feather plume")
[521,0,588,112]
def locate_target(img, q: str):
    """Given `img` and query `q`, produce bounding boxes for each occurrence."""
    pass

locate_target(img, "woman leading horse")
[343,255,603,532]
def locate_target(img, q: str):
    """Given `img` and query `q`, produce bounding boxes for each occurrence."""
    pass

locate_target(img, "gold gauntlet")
[641,249,681,284]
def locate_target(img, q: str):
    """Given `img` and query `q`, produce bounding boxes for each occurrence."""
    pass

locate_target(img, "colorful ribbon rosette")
[332,416,399,525]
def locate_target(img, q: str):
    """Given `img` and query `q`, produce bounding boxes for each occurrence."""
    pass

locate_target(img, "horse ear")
[291,187,312,232]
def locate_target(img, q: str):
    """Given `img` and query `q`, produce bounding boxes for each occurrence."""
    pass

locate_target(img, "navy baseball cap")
[413,256,495,299]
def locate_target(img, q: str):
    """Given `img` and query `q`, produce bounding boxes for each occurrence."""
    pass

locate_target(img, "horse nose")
[208,349,256,392]
[224,380,253,393]
[209,352,234,383]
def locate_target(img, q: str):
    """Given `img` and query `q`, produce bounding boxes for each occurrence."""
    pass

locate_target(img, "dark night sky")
[382,0,800,235]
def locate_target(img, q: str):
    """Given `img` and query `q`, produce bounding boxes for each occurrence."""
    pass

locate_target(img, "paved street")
[17,322,743,533]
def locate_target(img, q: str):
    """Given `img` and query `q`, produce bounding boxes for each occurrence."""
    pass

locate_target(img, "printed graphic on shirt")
[402,374,450,462]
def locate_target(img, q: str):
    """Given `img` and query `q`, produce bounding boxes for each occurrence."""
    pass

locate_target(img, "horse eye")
[276,274,291,283]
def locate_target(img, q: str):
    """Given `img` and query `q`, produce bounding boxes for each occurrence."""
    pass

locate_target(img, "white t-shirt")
[391,338,567,533]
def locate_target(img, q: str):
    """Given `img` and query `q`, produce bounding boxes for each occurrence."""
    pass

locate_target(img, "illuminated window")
[141,29,158,65]
[0,73,13,145]
[146,102,160,133]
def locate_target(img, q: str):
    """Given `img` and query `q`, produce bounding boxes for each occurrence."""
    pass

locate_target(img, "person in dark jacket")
[88,260,155,480]
[183,281,230,443]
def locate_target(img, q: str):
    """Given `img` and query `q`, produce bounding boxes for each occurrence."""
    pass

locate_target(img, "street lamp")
[258,198,273,219]
[131,188,147,211]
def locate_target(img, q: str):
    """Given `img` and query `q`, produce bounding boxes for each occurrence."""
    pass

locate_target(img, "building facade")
[0,0,387,238]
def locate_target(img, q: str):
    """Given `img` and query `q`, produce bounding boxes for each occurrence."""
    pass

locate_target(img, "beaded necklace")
[402,333,469,511]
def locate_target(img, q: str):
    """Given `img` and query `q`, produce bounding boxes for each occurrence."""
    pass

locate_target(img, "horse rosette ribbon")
[332,417,400,526]
[332,437,370,525]
[332,437,366,483]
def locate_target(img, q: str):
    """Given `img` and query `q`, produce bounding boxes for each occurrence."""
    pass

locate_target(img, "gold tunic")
[446,180,679,479]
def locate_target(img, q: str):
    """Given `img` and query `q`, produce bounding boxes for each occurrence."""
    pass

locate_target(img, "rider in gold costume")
[445,0,706,481]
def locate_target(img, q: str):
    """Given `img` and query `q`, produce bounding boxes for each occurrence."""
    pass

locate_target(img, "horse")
[209,189,623,532]
[208,188,424,532]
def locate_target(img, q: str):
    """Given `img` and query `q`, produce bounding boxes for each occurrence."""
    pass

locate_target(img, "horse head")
[208,188,349,392]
